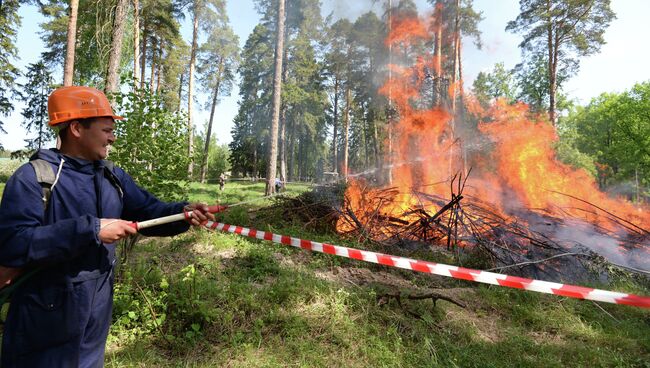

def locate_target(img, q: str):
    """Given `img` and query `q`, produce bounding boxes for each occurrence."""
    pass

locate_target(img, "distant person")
[275,177,283,193]
[219,173,226,191]
[0,86,214,367]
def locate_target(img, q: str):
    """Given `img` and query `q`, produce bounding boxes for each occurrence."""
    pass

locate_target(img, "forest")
[0,0,649,366]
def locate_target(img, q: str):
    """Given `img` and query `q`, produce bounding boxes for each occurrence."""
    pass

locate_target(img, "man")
[0,86,214,367]
[219,172,226,191]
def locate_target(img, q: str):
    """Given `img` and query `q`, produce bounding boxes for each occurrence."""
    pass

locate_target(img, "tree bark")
[200,59,223,183]
[133,0,140,86]
[264,0,286,195]
[187,6,199,178]
[140,24,147,88]
[105,0,128,94]
[332,77,339,173]
[342,84,351,182]
[451,0,460,115]
[149,37,156,91]
[287,118,295,181]
[547,0,557,125]
[279,40,289,185]
[63,0,79,86]
[434,0,443,105]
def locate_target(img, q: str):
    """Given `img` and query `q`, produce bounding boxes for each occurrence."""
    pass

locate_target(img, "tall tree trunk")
[548,13,558,126]
[140,27,147,88]
[434,0,443,105]
[451,0,460,115]
[363,114,369,170]
[178,71,184,111]
[279,41,289,185]
[332,77,339,172]
[386,0,393,185]
[105,0,128,94]
[149,37,156,91]
[200,59,223,183]
[63,0,79,86]
[287,119,295,181]
[156,62,163,93]
[133,0,140,86]
[264,0,286,195]
[297,136,304,181]
[253,146,258,180]
[342,85,351,182]
[372,115,379,169]
[187,6,199,178]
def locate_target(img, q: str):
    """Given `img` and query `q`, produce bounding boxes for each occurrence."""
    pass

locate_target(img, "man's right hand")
[99,219,137,243]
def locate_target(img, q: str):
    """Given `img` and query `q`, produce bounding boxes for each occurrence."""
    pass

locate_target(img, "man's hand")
[184,203,216,227]
[99,219,138,243]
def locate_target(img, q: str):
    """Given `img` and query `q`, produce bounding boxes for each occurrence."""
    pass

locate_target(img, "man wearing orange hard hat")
[0,86,214,367]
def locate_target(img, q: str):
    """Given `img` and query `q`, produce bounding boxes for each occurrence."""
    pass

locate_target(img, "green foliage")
[110,82,190,201]
[18,61,56,150]
[106,181,650,366]
[513,53,572,115]
[507,0,615,58]
[562,82,650,199]
[0,0,21,139]
[472,62,517,107]
[0,158,22,182]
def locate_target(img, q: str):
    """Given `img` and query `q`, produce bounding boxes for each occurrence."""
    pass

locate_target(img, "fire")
[337,11,649,264]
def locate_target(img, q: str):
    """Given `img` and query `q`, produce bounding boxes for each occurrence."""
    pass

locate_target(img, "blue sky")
[2,0,650,151]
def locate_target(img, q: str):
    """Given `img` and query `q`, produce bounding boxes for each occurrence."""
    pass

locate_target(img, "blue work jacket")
[0,148,189,282]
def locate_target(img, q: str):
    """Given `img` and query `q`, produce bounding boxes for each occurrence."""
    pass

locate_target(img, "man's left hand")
[184,203,216,227]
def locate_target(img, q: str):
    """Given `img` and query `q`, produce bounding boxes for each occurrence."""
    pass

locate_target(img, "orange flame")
[338,12,649,245]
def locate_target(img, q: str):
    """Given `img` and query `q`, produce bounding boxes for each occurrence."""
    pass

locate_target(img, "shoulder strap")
[29,159,56,208]
[103,160,124,198]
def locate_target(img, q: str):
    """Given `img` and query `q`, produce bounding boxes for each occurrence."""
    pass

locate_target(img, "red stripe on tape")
[223,224,231,232]
[300,239,312,250]
[348,249,364,260]
[552,285,594,299]
[410,261,432,273]
[281,235,292,245]
[497,275,533,289]
[234,226,243,235]
[264,232,273,241]
[322,243,336,255]
[376,255,395,267]
[616,295,650,308]
[449,269,477,282]
[249,229,257,238]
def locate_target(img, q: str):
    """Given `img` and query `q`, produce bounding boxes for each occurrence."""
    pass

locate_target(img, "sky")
[2,0,650,151]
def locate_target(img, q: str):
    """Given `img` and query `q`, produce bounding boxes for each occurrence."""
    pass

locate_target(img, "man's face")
[77,117,116,161]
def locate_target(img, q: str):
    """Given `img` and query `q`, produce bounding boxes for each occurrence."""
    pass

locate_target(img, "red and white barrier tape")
[205,221,650,309]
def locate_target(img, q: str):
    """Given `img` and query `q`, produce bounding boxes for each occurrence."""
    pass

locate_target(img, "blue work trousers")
[1,273,113,368]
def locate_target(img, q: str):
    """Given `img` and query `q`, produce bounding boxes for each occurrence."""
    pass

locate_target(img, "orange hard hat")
[48,86,123,126]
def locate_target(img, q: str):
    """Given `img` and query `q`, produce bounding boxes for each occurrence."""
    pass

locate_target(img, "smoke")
[553,221,650,272]
[321,0,381,22]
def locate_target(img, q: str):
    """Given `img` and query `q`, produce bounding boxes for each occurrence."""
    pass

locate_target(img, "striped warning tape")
[205,221,650,309]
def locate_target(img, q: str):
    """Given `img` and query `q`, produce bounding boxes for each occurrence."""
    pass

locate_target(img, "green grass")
[1,167,648,367]
[104,181,650,367]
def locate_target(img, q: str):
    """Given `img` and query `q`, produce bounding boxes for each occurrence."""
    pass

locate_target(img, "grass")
[0,160,648,366]
[104,181,650,368]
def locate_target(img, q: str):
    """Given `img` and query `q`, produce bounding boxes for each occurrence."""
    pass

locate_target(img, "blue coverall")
[0,148,190,367]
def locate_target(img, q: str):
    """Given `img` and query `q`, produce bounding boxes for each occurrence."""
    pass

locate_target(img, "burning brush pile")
[332,14,649,284]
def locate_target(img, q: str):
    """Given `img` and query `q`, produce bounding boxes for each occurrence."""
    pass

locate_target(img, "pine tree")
[19,61,55,150]
[507,0,615,124]
[0,0,22,141]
